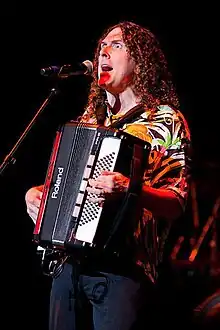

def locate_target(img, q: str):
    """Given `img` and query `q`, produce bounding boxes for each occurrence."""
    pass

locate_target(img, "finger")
[87,196,105,205]
[27,204,39,217]
[92,182,113,191]
[25,189,42,206]
[100,170,118,175]
[88,178,98,187]
[89,177,110,185]
[31,195,42,208]
[27,205,39,223]
[27,198,41,209]
[86,187,103,195]
[29,214,37,224]
[88,178,114,191]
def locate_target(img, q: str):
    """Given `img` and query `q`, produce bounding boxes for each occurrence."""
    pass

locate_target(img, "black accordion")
[33,121,151,255]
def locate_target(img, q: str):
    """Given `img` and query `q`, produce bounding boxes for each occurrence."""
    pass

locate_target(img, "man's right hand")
[25,185,44,223]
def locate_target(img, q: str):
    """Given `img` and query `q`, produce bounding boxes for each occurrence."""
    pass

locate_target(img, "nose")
[100,46,111,59]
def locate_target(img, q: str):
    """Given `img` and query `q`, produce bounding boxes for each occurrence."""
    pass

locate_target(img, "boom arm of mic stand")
[0,87,59,176]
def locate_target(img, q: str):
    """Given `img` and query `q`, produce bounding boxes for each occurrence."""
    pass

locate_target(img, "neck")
[106,88,140,115]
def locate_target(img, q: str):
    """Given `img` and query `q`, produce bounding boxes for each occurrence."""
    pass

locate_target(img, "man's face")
[98,27,135,94]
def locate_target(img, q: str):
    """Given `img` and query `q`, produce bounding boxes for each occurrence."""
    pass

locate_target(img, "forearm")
[141,185,183,221]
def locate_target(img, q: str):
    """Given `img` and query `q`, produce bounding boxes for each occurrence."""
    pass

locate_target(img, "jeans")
[49,262,155,330]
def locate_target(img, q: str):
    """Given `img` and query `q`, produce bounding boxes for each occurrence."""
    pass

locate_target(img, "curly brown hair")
[84,21,180,121]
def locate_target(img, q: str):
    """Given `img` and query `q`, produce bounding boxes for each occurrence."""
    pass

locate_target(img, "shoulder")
[146,104,186,122]
[78,106,97,124]
[141,104,190,139]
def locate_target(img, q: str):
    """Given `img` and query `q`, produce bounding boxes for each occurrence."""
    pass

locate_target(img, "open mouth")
[101,64,113,72]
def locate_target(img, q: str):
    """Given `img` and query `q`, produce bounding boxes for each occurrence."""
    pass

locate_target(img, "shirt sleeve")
[144,106,191,209]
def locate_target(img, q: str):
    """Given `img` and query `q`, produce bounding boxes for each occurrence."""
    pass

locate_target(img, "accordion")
[33,121,151,255]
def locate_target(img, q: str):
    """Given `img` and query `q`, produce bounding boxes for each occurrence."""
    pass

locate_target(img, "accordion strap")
[102,104,147,252]
[110,104,145,129]
[103,141,147,252]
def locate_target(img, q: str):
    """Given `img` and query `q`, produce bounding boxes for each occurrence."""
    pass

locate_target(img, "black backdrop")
[0,5,219,329]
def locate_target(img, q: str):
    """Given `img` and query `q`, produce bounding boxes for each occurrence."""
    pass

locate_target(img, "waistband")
[66,251,149,283]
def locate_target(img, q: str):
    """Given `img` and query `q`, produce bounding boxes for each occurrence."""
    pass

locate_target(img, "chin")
[98,72,112,86]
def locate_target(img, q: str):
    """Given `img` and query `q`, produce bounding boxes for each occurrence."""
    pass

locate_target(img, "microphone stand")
[0,62,93,176]
[0,87,59,176]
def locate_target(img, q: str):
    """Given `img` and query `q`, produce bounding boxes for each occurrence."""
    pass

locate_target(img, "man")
[25,21,191,330]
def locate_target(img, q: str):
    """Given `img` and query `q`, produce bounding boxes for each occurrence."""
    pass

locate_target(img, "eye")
[112,42,123,49]
[100,43,106,49]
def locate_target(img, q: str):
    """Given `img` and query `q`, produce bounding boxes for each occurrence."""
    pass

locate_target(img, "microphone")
[40,60,93,77]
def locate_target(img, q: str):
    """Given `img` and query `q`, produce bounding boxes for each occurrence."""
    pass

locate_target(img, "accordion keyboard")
[72,136,121,244]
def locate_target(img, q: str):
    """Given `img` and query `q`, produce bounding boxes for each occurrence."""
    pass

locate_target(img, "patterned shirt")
[79,104,191,282]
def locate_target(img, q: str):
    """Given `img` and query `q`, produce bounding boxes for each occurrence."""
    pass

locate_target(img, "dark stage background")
[0,5,219,329]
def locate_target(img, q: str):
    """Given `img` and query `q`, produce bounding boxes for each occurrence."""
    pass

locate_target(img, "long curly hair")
[84,21,180,121]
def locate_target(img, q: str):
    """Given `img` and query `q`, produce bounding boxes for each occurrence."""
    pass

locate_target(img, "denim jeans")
[49,262,154,330]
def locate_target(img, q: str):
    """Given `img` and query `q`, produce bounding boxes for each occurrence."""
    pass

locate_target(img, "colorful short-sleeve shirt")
[79,104,191,282]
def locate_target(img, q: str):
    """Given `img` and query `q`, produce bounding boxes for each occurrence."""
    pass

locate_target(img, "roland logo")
[51,166,64,199]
